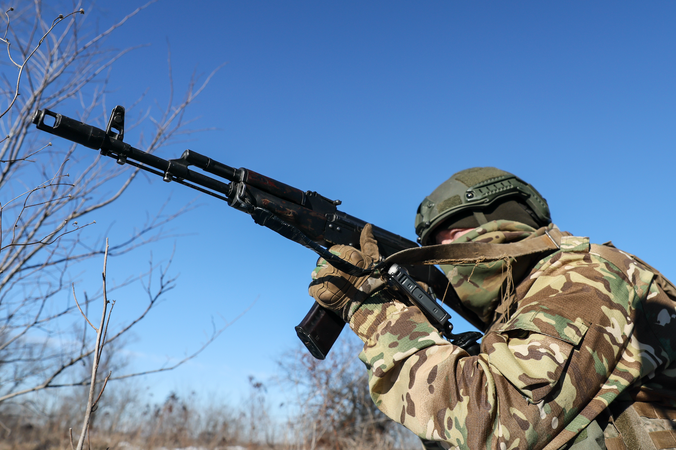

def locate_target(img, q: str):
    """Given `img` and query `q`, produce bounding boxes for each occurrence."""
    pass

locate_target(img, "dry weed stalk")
[70,239,113,450]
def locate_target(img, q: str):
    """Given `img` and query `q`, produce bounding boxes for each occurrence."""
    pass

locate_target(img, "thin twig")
[72,284,97,332]
[0,7,85,119]
[92,371,111,410]
[0,142,52,163]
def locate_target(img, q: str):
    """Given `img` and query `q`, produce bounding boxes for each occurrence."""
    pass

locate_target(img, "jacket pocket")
[487,309,590,403]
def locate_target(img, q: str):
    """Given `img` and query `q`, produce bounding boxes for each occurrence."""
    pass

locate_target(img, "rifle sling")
[253,205,563,278]
[376,228,563,269]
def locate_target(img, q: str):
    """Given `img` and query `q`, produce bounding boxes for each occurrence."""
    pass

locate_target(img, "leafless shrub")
[0,0,226,442]
[277,336,417,450]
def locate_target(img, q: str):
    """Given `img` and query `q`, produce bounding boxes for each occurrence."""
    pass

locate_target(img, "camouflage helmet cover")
[414,167,551,245]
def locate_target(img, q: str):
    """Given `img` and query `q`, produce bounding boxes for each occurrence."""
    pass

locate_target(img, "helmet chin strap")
[473,211,487,225]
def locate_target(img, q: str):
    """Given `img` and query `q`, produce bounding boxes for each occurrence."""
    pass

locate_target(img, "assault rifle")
[33,106,483,359]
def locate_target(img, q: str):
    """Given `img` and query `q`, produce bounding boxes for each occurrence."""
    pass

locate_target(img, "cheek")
[435,228,474,244]
[435,230,454,244]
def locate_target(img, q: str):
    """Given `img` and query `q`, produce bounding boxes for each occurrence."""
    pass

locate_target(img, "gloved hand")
[309,224,385,321]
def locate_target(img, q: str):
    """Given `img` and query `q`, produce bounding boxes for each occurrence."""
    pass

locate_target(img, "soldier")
[309,167,676,450]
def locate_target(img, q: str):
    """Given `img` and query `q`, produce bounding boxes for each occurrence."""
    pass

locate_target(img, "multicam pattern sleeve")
[348,236,676,450]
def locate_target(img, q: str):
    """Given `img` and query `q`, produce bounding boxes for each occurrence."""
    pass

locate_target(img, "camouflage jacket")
[348,226,676,449]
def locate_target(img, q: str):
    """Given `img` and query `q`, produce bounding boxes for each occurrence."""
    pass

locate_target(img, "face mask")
[440,220,538,325]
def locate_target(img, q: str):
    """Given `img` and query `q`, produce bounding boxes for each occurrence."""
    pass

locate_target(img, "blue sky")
[26,1,676,407]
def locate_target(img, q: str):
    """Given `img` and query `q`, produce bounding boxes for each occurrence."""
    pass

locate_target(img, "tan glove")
[309,224,385,321]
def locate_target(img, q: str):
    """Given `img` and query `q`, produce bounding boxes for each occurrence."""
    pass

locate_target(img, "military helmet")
[414,167,551,245]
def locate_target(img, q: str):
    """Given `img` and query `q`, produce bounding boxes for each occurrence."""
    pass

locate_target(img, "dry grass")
[0,381,420,450]
[0,336,421,450]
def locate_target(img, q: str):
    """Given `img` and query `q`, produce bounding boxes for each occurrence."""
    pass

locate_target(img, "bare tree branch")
[0,0,223,412]
[0,5,84,120]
